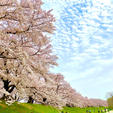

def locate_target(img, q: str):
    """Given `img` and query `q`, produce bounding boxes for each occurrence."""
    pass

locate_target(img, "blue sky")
[42,0,113,100]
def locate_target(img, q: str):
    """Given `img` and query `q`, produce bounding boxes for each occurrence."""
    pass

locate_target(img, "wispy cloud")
[42,0,113,99]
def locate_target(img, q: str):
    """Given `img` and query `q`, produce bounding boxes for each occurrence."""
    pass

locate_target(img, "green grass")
[0,100,110,113]
[62,106,110,113]
[0,101,60,113]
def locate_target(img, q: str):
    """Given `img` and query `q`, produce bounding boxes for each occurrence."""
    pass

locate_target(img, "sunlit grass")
[0,100,110,113]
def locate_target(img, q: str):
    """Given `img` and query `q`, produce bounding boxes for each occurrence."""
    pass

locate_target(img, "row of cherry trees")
[49,73,108,108]
[0,0,108,108]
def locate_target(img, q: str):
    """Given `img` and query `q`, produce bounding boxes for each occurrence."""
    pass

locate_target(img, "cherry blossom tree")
[0,0,58,105]
[49,73,108,108]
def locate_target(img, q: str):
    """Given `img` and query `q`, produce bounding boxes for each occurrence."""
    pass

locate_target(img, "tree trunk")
[28,96,34,103]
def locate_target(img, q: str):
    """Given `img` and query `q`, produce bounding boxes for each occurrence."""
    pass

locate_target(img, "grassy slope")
[0,101,60,113]
[0,101,110,113]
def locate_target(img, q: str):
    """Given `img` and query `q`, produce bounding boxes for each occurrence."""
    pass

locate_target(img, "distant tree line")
[107,92,113,109]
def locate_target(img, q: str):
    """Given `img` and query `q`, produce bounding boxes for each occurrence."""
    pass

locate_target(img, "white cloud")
[43,0,113,99]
